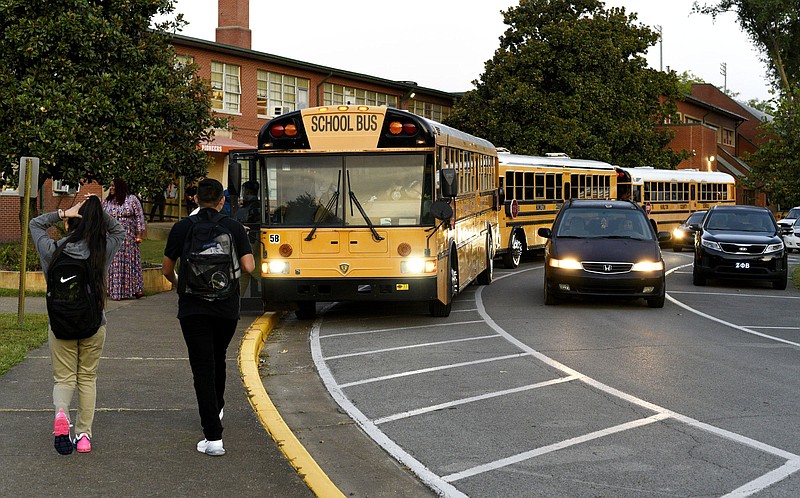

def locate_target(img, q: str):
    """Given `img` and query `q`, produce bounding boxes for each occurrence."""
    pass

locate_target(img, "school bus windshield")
[266,154,431,227]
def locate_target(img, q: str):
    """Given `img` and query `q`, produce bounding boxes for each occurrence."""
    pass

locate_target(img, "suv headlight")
[765,241,784,253]
[701,238,721,251]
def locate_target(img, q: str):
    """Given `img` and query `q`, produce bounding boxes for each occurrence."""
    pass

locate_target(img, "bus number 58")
[269,234,280,244]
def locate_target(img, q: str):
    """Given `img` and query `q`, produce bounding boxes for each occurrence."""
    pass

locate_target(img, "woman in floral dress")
[102,178,146,300]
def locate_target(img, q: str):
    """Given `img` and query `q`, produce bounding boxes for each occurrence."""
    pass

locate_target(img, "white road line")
[723,459,800,497]
[310,313,468,497]
[666,264,800,348]
[669,290,800,300]
[451,308,479,313]
[442,413,671,482]
[373,375,578,425]
[742,326,800,330]
[320,320,484,339]
[323,334,501,360]
[338,352,533,388]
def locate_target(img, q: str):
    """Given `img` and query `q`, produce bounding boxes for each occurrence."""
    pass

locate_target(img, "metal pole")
[17,158,33,325]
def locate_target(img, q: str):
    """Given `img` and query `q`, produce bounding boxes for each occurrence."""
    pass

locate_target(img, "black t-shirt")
[164,208,253,320]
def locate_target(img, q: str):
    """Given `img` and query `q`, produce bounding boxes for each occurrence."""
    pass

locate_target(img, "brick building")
[661,83,772,208]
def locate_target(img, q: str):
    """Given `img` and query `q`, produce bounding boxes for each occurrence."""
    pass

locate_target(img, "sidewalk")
[0,292,311,497]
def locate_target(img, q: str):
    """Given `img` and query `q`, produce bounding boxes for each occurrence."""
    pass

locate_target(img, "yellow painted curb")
[238,313,345,498]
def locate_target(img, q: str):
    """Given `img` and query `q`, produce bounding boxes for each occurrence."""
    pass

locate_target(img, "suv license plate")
[734,262,751,270]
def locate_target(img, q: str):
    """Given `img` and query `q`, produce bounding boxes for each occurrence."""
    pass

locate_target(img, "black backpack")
[178,212,240,301]
[46,243,102,340]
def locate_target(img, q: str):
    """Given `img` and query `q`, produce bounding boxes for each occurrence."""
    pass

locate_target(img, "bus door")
[229,149,263,314]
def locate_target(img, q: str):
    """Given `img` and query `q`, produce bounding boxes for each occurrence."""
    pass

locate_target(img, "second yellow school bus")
[496,151,620,267]
[229,105,499,318]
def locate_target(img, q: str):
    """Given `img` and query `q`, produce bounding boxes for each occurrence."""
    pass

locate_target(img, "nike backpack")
[46,243,102,340]
[178,213,240,301]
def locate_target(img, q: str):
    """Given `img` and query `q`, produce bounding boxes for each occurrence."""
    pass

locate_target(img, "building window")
[409,100,451,122]
[323,84,398,107]
[722,128,735,147]
[211,61,241,113]
[257,70,310,117]
[175,54,194,67]
[684,115,702,124]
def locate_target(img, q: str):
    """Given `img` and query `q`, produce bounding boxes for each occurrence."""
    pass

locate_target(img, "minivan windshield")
[556,209,653,240]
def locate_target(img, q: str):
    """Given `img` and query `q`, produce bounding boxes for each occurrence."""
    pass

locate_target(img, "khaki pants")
[49,325,107,437]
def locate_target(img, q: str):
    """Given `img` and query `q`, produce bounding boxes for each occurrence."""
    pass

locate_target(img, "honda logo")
[604,264,613,272]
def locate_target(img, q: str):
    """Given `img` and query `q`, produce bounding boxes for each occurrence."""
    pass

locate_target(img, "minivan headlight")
[701,238,721,251]
[765,241,784,253]
[549,258,582,270]
[632,261,664,272]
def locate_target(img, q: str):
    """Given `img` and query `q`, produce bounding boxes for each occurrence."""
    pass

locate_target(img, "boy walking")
[162,179,255,456]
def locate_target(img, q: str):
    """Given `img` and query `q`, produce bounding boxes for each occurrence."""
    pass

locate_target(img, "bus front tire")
[502,233,523,269]
[295,301,316,320]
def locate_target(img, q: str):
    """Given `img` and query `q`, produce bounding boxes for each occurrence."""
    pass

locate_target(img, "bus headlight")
[632,261,664,272]
[267,261,290,274]
[401,258,436,274]
[549,258,582,270]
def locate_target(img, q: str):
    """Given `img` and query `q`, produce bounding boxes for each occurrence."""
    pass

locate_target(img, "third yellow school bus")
[617,167,737,233]
[229,105,499,318]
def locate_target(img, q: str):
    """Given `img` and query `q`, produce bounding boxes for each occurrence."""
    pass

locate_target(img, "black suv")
[692,205,787,289]
[538,199,671,307]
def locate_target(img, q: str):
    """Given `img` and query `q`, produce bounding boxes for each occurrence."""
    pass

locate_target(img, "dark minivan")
[692,205,788,289]
[538,199,671,307]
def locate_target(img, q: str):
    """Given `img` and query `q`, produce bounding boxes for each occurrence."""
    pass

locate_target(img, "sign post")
[18,156,39,325]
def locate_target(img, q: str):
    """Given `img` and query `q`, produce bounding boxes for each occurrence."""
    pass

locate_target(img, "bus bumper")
[263,276,439,302]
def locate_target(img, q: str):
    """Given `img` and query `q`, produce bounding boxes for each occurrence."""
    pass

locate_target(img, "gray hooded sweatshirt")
[29,210,125,327]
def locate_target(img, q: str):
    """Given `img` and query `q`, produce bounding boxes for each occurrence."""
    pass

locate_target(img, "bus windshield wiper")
[305,170,340,241]
[347,171,384,242]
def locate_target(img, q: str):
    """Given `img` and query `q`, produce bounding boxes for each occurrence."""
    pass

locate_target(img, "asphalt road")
[270,250,800,497]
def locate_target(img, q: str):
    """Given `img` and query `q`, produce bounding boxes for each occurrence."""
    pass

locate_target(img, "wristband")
[58,209,64,220]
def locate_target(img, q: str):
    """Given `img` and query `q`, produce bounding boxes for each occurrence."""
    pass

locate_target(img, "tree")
[0,0,228,202]
[445,0,685,168]
[694,1,800,205]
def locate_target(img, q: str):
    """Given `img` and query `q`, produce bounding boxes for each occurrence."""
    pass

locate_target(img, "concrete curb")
[238,312,345,498]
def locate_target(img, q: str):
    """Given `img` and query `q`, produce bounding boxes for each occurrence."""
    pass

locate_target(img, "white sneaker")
[196,438,225,456]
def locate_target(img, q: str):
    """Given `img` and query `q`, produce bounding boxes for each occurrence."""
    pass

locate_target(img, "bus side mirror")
[430,200,453,221]
[440,168,458,198]
[495,186,505,211]
[228,162,241,197]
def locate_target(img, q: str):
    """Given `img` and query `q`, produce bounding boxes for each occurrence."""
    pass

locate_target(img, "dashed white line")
[442,413,671,482]
[320,320,484,339]
[338,352,533,388]
[323,334,501,360]
[372,375,577,425]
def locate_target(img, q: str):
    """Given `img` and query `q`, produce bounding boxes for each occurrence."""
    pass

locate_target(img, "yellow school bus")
[229,105,499,318]
[617,167,736,233]
[496,151,620,267]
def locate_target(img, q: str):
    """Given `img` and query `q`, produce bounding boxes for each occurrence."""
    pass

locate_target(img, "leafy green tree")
[0,0,227,203]
[445,0,685,168]
[676,70,707,95]
[694,0,800,205]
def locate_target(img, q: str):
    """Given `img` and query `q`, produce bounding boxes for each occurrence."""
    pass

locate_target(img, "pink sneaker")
[53,409,73,455]
[74,433,91,453]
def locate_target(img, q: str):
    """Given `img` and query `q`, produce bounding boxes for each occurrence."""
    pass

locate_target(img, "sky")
[156,0,773,102]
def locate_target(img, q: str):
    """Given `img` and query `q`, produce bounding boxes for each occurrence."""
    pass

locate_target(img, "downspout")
[316,71,333,106]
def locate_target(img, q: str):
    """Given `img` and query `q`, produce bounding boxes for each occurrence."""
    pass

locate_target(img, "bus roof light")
[389,121,403,135]
[284,123,298,137]
[270,125,285,138]
[403,123,417,135]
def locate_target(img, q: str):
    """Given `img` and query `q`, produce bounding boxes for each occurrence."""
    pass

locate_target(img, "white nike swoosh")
[60,275,78,283]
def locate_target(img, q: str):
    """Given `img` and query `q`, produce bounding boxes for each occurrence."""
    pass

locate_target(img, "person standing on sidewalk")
[161,178,254,456]
[30,196,125,454]
[102,177,146,300]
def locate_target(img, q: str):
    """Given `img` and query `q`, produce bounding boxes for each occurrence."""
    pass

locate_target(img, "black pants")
[179,315,237,441]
